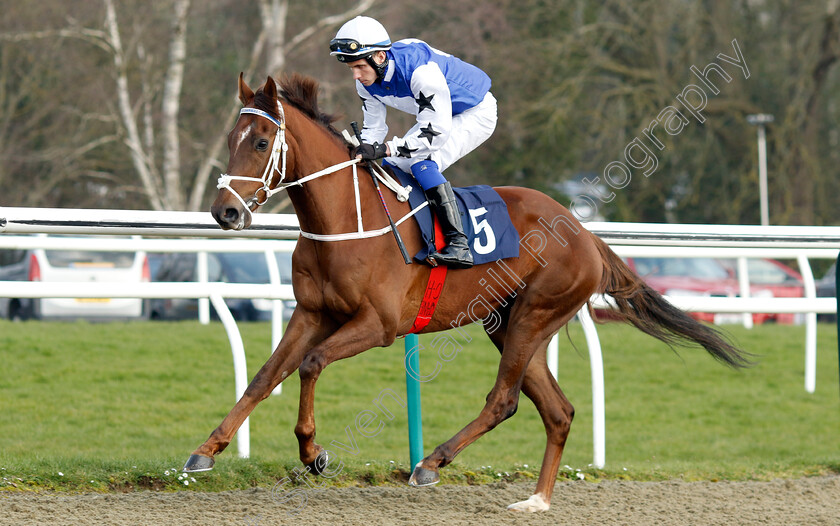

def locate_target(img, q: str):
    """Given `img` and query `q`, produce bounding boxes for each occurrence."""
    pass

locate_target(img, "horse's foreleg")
[183,314,329,472]
[294,307,392,470]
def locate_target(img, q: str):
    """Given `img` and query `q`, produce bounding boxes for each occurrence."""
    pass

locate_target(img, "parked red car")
[716,258,804,324]
[615,257,804,325]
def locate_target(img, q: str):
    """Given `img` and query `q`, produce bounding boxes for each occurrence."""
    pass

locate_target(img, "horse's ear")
[238,72,254,105]
[263,76,278,101]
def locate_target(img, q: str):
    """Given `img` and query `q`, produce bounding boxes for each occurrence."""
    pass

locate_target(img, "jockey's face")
[345,51,386,86]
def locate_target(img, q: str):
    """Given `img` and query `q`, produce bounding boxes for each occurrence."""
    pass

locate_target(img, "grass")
[0,318,838,493]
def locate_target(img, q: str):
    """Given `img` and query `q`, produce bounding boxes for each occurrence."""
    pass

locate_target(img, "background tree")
[0,0,838,227]
[521,0,840,225]
[0,0,375,211]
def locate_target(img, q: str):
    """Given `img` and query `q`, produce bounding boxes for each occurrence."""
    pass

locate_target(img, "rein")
[217,104,422,243]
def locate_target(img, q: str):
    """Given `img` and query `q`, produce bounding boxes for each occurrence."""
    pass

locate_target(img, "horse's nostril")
[222,208,240,223]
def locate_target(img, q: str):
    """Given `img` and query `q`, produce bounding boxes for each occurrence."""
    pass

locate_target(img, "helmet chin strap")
[365,53,388,83]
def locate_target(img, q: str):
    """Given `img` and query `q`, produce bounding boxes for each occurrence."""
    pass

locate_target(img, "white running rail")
[3,209,839,470]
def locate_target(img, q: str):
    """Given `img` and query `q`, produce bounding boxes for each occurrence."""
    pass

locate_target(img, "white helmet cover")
[329,16,391,61]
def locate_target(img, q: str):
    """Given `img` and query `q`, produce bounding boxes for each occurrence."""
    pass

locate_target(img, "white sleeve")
[385,62,452,161]
[356,81,388,144]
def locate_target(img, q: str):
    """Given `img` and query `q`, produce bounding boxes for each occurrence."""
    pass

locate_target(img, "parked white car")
[148,250,295,321]
[0,236,150,321]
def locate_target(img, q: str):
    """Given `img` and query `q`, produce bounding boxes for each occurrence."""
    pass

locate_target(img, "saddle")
[385,164,520,266]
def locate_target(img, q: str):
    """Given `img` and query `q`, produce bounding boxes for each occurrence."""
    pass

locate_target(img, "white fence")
[549,222,840,468]
[0,235,297,460]
[0,215,299,460]
[0,206,301,238]
[2,209,838,470]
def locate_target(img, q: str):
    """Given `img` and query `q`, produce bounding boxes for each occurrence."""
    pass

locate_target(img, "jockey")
[330,16,497,269]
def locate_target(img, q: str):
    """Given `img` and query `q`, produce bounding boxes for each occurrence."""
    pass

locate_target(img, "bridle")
[217,103,366,222]
[216,106,289,218]
[216,99,423,241]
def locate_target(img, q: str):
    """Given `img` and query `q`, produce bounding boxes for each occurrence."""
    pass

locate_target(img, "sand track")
[2,476,838,525]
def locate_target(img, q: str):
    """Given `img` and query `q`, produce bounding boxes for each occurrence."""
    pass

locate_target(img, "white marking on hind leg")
[507,493,549,512]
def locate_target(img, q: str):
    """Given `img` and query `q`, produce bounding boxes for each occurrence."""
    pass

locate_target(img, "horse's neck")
[285,117,374,237]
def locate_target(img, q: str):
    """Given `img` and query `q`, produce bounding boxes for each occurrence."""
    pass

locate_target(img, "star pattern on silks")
[359,96,368,111]
[397,144,418,158]
[415,91,435,113]
[418,123,441,145]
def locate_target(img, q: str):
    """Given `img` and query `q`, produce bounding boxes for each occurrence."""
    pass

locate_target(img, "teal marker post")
[404,333,424,468]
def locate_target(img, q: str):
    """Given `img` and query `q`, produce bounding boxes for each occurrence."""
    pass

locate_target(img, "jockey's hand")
[354,142,388,161]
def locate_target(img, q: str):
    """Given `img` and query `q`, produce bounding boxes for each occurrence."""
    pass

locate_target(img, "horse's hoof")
[408,462,440,487]
[507,494,550,512]
[305,449,330,476]
[182,454,215,473]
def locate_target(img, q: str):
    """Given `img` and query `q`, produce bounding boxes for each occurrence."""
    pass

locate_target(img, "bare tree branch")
[23,134,119,164]
[160,0,191,210]
[186,27,268,211]
[284,0,376,55]
[103,0,165,210]
[138,43,157,178]
[261,0,289,75]
[0,27,112,53]
[187,0,376,211]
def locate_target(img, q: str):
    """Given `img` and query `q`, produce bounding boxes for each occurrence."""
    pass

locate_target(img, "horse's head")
[211,74,290,230]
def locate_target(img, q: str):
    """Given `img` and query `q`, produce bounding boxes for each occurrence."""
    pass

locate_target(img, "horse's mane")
[253,73,346,144]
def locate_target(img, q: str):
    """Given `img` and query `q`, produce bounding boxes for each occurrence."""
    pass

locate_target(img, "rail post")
[404,333,424,468]
[836,252,840,398]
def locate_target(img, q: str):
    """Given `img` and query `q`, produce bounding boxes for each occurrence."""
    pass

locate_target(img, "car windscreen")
[275,252,292,283]
[633,257,730,279]
[745,259,800,285]
[215,253,271,283]
[45,250,135,268]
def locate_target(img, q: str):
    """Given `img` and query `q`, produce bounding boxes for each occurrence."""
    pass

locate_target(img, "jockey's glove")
[354,142,388,161]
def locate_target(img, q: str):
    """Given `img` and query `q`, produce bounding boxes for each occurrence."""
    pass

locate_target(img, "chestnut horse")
[184,74,748,512]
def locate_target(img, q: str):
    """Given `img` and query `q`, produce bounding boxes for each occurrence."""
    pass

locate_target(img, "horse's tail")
[591,235,752,368]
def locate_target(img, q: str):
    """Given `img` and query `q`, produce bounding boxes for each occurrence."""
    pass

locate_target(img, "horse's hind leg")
[409,306,576,495]
[472,323,574,511]
[505,344,574,512]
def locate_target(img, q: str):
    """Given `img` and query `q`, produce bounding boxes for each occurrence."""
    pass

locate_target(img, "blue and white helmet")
[329,16,391,63]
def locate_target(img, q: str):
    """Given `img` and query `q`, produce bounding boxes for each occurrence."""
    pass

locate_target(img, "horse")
[184,73,749,512]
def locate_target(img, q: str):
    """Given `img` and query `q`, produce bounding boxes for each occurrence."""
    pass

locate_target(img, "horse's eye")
[256,139,270,152]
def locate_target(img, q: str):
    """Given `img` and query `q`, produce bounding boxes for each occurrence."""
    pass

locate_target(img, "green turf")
[0,319,837,492]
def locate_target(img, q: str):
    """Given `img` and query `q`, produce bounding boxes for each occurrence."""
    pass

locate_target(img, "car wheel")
[9,301,23,322]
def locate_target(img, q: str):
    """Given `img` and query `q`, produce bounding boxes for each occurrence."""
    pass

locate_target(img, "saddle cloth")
[387,164,520,265]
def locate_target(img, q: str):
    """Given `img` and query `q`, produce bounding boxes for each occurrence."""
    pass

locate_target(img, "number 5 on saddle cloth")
[386,164,520,265]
